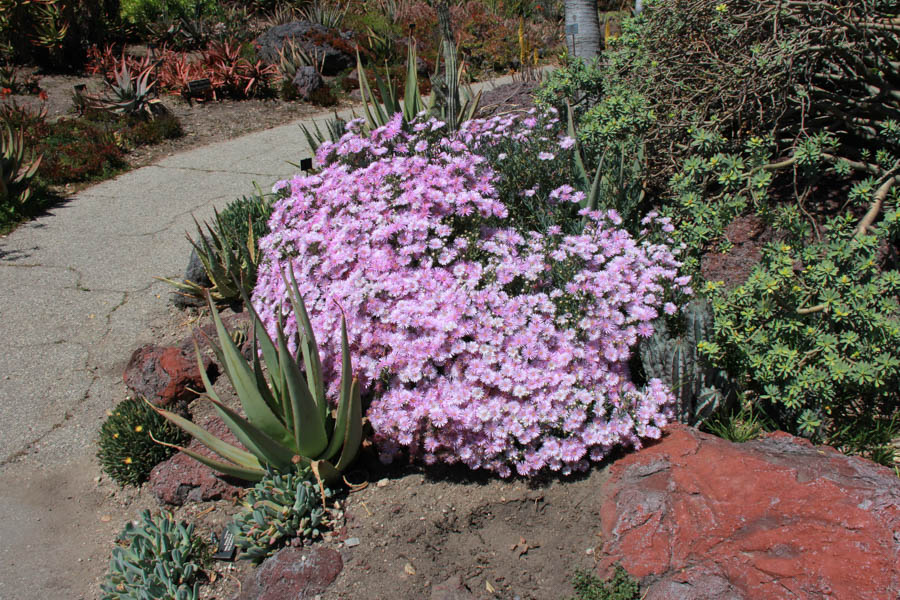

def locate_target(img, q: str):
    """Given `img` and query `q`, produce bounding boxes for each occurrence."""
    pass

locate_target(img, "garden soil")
[1,72,613,600]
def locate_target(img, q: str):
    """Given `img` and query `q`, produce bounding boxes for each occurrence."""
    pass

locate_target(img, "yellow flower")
[124,457,133,464]
[113,433,119,439]
[134,425,143,433]
[715,3,728,12]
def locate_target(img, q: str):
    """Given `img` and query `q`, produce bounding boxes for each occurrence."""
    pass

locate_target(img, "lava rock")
[171,247,212,309]
[598,424,900,599]
[181,311,253,361]
[431,575,476,600]
[234,547,343,600]
[123,344,212,412]
[292,66,324,101]
[148,415,245,505]
[254,21,352,75]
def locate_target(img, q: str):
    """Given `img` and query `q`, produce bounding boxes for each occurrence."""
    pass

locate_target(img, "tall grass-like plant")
[0,124,42,225]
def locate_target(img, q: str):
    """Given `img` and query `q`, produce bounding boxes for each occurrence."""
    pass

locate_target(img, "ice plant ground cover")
[253,111,692,477]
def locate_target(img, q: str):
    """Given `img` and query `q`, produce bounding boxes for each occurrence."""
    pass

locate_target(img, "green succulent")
[229,466,335,563]
[640,298,736,426]
[160,191,273,305]
[153,271,363,487]
[102,61,159,119]
[0,123,42,220]
[101,509,207,600]
[97,397,189,487]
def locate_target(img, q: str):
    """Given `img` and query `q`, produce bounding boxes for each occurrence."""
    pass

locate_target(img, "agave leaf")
[333,378,362,471]
[356,51,387,128]
[204,394,296,471]
[323,318,354,461]
[166,441,264,481]
[274,317,328,458]
[206,292,294,447]
[372,60,398,119]
[284,268,326,421]
[151,404,262,471]
[403,40,422,121]
[567,100,590,194]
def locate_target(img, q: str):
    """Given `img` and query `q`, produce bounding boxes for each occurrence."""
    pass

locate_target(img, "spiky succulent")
[103,60,158,119]
[229,466,336,563]
[101,509,207,600]
[640,298,735,426]
[0,124,42,217]
[97,397,189,487]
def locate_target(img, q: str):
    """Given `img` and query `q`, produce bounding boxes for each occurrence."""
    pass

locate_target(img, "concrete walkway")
[0,73,535,599]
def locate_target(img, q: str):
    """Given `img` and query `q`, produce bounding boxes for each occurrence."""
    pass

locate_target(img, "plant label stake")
[212,528,237,561]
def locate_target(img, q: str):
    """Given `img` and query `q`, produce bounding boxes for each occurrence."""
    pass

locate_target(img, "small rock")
[148,415,246,505]
[123,344,212,412]
[171,247,211,309]
[344,537,360,547]
[376,478,389,488]
[234,546,343,600]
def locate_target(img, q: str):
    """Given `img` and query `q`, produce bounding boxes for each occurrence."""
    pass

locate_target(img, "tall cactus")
[640,298,735,425]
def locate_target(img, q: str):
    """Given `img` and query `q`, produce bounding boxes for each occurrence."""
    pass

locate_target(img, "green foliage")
[119,0,215,28]
[161,191,273,304]
[229,466,335,563]
[153,276,363,485]
[100,61,159,119]
[33,117,125,185]
[101,509,207,600]
[708,210,900,455]
[534,57,606,120]
[0,124,42,228]
[702,402,768,444]
[567,566,641,600]
[640,298,736,426]
[97,397,189,487]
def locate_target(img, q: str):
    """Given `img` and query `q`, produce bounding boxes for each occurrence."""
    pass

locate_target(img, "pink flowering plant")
[253,111,691,477]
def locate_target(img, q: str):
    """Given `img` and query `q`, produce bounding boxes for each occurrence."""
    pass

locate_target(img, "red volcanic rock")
[148,415,245,505]
[598,424,900,599]
[124,344,212,411]
[235,547,343,600]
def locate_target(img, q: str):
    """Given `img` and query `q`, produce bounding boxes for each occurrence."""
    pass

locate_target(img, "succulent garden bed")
[4,0,900,598]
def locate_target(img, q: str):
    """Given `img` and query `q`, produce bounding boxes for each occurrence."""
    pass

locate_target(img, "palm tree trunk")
[565,0,602,60]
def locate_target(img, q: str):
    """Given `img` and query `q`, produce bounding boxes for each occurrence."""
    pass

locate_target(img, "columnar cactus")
[640,298,734,425]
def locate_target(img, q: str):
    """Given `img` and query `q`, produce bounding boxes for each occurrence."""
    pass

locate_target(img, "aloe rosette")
[153,271,362,485]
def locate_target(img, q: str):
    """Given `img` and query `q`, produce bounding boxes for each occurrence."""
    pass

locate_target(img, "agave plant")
[102,60,159,119]
[355,38,480,136]
[160,209,261,305]
[0,125,42,214]
[298,0,347,29]
[152,271,363,487]
[299,113,346,153]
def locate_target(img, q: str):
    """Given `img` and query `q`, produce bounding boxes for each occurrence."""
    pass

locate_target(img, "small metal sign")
[211,528,237,561]
[300,157,313,172]
[565,23,579,35]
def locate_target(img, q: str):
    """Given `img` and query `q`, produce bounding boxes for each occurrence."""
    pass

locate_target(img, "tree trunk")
[565,0,602,60]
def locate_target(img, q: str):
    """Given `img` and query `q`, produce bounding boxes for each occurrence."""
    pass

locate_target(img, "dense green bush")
[119,0,215,28]
[706,209,900,460]
[567,566,641,600]
[97,397,189,487]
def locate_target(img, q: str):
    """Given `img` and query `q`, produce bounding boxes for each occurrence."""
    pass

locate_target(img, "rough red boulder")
[123,344,212,410]
[235,547,343,600]
[147,415,245,505]
[598,424,900,599]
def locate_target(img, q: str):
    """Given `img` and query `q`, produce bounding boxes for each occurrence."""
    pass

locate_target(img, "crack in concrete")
[155,164,283,177]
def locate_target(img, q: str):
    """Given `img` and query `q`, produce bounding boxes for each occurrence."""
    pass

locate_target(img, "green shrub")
[0,124,43,230]
[567,566,641,600]
[706,209,900,457]
[229,466,335,563]
[702,402,769,444]
[101,509,208,600]
[119,0,215,28]
[97,397,189,487]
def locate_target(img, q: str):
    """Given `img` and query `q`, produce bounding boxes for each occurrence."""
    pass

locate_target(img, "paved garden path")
[0,73,530,599]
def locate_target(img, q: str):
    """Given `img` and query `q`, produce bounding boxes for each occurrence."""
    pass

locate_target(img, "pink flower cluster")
[253,112,689,476]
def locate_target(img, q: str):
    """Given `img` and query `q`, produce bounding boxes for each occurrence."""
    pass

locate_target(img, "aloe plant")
[102,60,159,119]
[0,124,42,217]
[153,271,363,486]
